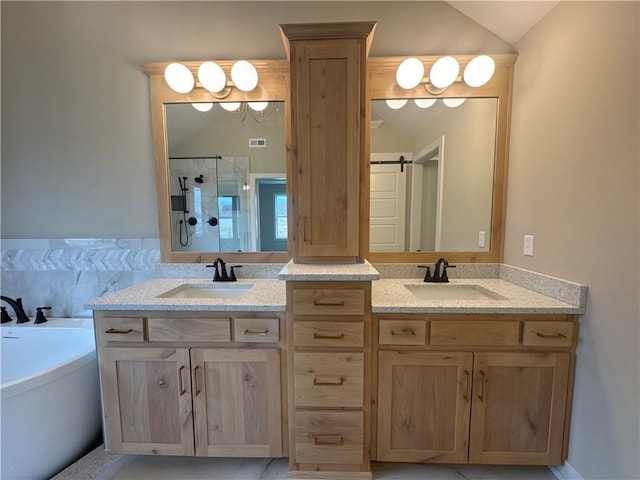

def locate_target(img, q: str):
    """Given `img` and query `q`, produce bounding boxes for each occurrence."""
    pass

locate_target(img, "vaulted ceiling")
[446,1,559,44]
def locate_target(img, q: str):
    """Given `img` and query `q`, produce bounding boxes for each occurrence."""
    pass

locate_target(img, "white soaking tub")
[1,318,102,480]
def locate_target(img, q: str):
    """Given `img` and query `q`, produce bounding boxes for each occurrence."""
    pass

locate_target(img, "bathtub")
[1,318,102,480]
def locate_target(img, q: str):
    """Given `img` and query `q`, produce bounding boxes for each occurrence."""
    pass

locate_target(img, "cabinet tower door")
[100,347,194,455]
[377,351,473,463]
[469,352,570,464]
[292,40,362,260]
[191,348,282,457]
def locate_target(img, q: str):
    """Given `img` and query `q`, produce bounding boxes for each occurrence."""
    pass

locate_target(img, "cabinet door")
[100,347,194,455]
[377,351,473,463]
[469,352,570,464]
[292,40,362,260]
[191,348,282,457]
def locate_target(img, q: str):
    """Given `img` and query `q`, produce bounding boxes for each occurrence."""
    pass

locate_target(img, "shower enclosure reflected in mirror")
[166,102,286,254]
[369,97,497,253]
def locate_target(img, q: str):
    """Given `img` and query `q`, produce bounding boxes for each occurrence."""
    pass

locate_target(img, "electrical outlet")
[478,231,486,248]
[524,235,534,256]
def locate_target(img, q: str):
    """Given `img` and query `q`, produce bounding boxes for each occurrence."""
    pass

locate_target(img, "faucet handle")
[35,306,52,324]
[441,264,456,283]
[228,265,243,282]
[1,307,12,323]
[417,265,434,282]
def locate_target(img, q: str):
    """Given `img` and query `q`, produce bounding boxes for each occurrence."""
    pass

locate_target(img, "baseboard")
[550,462,584,480]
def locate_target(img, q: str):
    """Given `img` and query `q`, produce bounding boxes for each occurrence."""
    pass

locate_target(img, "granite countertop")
[373,278,584,314]
[85,278,286,312]
[278,260,380,281]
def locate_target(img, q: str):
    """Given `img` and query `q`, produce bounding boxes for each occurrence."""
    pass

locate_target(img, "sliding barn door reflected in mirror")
[369,97,498,253]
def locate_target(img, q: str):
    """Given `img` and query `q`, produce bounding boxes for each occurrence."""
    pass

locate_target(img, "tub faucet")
[1,296,30,323]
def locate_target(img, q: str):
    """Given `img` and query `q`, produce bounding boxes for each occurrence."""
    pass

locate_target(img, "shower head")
[194,175,204,184]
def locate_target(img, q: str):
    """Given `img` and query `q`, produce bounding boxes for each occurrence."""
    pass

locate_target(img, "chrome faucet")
[1,296,30,323]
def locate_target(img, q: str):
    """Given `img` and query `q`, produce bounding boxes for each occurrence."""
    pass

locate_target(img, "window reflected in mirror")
[370,98,497,253]
[165,102,286,253]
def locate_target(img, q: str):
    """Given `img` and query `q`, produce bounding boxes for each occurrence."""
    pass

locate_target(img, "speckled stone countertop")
[373,278,585,314]
[278,260,380,281]
[85,278,286,312]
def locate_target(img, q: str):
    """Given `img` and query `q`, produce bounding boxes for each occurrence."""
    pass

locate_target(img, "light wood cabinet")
[95,311,284,458]
[281,22,375,264]
[469,351,570,465]
[287,281,372,479]
[377,351,472,463]
[373,313,577,466]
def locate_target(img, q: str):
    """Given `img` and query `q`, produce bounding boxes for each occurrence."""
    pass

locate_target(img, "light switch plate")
[524,235,534,256]
[478,231,486,248]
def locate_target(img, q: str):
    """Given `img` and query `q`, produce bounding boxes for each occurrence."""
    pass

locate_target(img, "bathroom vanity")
[87,267,585,480]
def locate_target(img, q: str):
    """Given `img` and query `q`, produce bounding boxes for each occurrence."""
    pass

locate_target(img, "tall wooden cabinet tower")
[281,22,376,264]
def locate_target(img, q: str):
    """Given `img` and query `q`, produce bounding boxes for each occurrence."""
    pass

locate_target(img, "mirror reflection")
[370,97,497,252]
[166,102,286,253]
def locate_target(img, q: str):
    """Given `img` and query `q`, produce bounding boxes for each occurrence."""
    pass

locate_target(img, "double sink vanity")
[88,21,587,480]
[87,262,586,479]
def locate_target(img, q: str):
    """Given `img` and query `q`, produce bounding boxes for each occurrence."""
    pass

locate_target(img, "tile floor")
[53,446,558,480]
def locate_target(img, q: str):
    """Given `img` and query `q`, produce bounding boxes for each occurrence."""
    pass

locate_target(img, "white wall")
[1,1,510,238]
[506,3,639,479]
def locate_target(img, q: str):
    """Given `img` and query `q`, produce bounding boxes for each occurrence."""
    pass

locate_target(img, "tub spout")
[1,296,30,323]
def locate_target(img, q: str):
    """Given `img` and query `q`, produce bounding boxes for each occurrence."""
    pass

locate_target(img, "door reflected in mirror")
[370,98,497,253]
[166,102,286,253]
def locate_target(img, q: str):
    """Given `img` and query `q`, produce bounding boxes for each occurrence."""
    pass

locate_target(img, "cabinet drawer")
[294,321,363,347]
[233,317,280,343]
[379,320,426,345]
[147,317,231,342]
[293,289,365,316]
[295,411,364,465]
[294,352,363,407]
[430,320,519,346]
[522,321,574,347]
[98,316,145,342]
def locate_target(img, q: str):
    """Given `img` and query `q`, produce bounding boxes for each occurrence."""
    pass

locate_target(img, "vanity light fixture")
[395,54,496,95]
[164,60,259,98]
[442,98,466,108]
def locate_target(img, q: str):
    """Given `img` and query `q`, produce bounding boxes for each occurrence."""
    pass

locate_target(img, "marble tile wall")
[1,238,160,318]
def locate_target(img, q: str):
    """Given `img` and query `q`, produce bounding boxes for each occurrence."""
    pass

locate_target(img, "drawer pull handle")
[391,329,415,336]
[313,333,345,340]
[178,366,187,396]
[314,436,344,446]
[244,329,269,336]
[105,328,133,334]
[194,366,202,396]
[536,332,567,339]
[313,377,344,386]
[313,301,345,307]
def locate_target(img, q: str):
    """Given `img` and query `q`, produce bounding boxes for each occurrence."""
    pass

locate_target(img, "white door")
[370,161,407,251]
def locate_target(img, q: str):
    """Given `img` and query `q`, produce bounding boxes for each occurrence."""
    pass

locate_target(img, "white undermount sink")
[405,284,507,301]
[157,283,254,299]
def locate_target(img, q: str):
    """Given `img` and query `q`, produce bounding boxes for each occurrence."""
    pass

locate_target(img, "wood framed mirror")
[366,54,517,263]
[142,60,290,264]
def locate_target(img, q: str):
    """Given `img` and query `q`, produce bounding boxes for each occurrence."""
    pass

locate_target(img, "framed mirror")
[143,60,290,263]
[366,54,517,263]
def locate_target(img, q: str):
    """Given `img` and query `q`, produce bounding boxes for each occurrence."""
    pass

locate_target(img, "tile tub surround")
[1,238,159,318]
